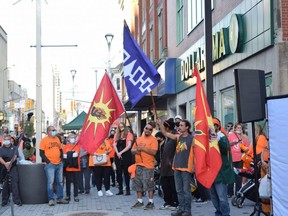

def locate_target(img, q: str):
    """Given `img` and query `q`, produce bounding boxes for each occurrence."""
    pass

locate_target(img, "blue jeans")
[44,162,64,201]
[210,182,230,216]
[174,170,192,214]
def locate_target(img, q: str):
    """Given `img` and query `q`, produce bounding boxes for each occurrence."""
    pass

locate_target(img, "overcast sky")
[0,0,125,119]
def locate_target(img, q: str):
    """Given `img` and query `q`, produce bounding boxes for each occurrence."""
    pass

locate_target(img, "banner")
[123,22,161,108]
[192,66,222,189]
[267,95,288,215]
[77,73,124,154]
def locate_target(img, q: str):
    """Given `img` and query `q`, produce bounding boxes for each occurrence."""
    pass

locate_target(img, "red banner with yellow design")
[77,73,125,154]
[192,66,222,189]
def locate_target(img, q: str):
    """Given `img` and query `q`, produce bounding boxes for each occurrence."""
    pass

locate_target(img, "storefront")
[170,0,274,129]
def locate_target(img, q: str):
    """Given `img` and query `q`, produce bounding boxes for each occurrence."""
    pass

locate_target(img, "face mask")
[235,130,242,134]
[51,131,57,137]
[119,128,125,132]
[69,138,76,144]
[3,140,11,146]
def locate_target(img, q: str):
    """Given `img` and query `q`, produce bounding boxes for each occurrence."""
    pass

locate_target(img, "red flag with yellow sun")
[77,73,125,154]
[192,66,222,189]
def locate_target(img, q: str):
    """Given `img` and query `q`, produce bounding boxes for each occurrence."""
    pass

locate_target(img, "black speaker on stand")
[234,69,269,216]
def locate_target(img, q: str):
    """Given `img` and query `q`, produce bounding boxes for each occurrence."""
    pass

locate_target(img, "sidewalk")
[0,186,255,216]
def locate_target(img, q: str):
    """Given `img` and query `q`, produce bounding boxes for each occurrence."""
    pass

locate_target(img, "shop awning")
[62,111,87,130]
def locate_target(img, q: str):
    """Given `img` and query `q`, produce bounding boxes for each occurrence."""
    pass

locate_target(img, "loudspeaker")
[234,69,266,123]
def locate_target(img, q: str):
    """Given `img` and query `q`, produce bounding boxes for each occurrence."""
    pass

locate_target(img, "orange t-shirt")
[133,134,158,169]
[88,140,111,167]
[40,136,62,164]
[256,135,268,155]
[63,144,80,172]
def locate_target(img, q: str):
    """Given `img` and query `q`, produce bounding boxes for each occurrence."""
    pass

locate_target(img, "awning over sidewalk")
[62,111,87,130]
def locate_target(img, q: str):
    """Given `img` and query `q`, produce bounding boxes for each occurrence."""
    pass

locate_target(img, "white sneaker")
[105,190,113,196]
[98,190,103,197]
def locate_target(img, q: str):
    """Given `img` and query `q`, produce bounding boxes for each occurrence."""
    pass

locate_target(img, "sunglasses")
[145,127,153,131]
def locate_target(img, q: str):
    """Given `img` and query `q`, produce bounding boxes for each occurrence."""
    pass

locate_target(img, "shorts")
[132,166,154,192]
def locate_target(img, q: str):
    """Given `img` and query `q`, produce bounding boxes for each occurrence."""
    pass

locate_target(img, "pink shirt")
[228,132,249,162]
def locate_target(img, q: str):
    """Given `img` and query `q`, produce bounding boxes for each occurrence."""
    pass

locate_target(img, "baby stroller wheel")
[231,196,237,206]
[236,197,244,208]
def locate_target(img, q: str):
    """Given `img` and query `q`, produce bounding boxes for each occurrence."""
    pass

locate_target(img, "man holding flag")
[77,73,124,155]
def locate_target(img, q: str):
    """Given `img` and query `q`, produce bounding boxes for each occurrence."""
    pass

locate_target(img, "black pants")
[110,158,116,184]
[65,171,79,197]
[93,166,110,191]
[115,164,130,191]
[78,167,91,193]
[161,175,179,206]
[2,166,21,203]
[193,180,210,201]
[228,160,243,196]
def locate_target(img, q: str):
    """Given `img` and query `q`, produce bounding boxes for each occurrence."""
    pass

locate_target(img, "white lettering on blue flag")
[124,49,155,93]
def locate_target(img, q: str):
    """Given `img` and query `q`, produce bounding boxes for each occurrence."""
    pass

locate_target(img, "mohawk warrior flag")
[77,73,124,154]
[192,66,222,189]
[123,22,161,108]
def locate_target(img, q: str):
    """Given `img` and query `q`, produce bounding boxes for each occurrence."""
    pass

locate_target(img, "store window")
[221,88,236,129]
[187,0,214,33]
[176,0,184,44]
[190,100,196,125]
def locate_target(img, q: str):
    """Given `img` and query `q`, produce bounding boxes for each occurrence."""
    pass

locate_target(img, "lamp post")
[70,70,77,117]
[105,33,114,78]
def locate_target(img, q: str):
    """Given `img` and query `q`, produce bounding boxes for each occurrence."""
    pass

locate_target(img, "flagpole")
[150,92,158,120]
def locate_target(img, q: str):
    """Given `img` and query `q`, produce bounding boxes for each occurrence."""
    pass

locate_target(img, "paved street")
[0,186,255,216]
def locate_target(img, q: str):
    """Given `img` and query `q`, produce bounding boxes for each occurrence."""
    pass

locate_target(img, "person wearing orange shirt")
[40,126,69,206]
[89,140,113,197]
[63,133,80,202]
[131,123,158,210]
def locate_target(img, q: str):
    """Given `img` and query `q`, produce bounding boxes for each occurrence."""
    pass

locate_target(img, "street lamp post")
[70,70,77,117]
[105,33,114,78]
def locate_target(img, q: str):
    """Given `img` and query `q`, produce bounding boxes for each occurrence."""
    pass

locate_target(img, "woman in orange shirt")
[89,140,113,197]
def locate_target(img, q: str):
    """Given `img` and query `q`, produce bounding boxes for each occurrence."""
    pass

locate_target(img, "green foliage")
[26,122,35,138]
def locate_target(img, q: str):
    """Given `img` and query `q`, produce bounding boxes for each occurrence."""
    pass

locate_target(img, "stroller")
[231,166,258,208]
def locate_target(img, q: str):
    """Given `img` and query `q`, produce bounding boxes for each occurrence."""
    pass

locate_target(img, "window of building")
[265,73,272,97]
[190,100,196,125]
[158,8,163,58]
[221,88,236,129]
[187,0,214,33]
[142,1,146,34]
[176,0,184,44]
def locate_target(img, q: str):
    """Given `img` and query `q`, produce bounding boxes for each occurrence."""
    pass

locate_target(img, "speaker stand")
[249,122,269,216]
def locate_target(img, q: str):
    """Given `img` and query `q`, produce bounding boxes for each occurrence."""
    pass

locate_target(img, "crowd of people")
[0,115,271,216]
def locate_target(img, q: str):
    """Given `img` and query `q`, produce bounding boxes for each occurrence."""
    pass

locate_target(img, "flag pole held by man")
[192,65,222,189]
[77,73,125,154]
[123,21,161,109]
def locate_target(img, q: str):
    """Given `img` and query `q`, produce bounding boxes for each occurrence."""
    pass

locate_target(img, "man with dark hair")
[157,118,179,210]
[40,126,69,206]
[157,119,194,216]
[131,123,158,210]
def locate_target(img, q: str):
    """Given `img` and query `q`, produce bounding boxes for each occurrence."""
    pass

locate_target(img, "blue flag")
[123,23,161,108]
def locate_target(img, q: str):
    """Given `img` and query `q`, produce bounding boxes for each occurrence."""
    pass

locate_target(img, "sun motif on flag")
[85,89,115,135]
